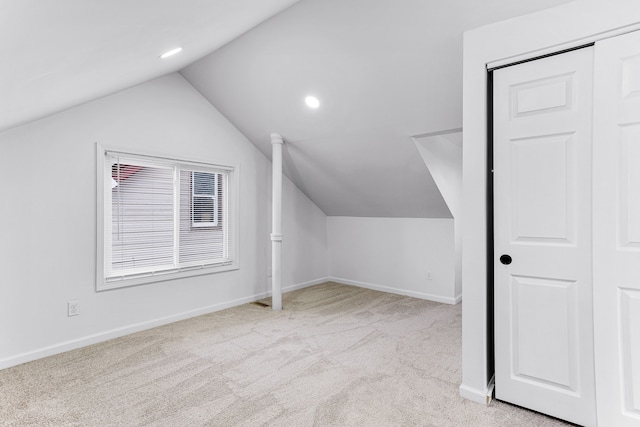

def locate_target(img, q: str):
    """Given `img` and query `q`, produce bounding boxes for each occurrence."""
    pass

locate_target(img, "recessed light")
[305,96,320,109]
[160,47,182,59]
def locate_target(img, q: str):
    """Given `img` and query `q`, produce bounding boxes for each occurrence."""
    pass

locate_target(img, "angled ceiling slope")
[0,0,302,132]
[181,0,573,218]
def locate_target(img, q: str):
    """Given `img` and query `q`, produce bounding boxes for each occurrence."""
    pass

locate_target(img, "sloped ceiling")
[3,0,573,218]
[0,0,301,132]
[182,0,573,217]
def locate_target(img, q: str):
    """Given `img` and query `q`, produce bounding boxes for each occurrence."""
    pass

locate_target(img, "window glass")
[192,172,218,227]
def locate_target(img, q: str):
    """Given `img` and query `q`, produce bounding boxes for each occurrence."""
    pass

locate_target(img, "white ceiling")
[3,0,573,218]
[0,0,300,132]
[181,0,573,217]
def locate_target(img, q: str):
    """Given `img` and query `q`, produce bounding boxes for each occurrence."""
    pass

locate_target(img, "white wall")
[414,133,462,217]
[280,172,329,289]
[327,217,458,304]
[461,0,640,405]
[414,132,463,299]
[0,73,328,369]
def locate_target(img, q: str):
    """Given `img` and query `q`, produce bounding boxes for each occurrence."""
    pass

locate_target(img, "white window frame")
[191,171,219,228]
[96,144,239,291]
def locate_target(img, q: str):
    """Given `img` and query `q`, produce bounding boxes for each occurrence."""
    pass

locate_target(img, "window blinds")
[104,151,234,282]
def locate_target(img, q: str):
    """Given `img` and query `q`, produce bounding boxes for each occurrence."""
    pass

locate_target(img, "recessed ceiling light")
[305,96,320,109]
[160,47,182,59]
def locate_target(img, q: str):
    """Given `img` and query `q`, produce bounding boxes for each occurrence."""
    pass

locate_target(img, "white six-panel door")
[593,30,640,427]
[493,47,597,426]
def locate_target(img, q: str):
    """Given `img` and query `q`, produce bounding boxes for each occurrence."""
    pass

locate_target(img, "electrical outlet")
[68,301,80,317]
[426,272,432,280]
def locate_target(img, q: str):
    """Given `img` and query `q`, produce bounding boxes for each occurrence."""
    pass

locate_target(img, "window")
[96,146,237,290]
[191,171,218,227]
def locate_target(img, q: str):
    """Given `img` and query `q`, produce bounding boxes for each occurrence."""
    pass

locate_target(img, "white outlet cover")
[68,301,80,317]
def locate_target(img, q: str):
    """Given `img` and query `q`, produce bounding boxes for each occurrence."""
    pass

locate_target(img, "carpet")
[0,282,571,426]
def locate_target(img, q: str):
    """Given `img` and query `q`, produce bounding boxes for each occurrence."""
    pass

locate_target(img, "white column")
[270,133,284,311]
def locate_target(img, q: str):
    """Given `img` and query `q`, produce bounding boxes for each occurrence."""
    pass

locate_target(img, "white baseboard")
[283,277,329,293]
[0,277,330,371]
[459,382,493,406]
[329,277,460,305]
[1,277,456,370]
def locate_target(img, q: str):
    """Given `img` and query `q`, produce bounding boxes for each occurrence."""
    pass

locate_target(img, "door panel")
[510,275,579,391]
[493,47,596,426]
[620,124,640,247]
[510,73,574,118]
[620,290,640,415]
[510,133,575,243]
[593,29,640,427]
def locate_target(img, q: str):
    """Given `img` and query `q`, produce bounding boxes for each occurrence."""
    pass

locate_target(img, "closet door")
[493,47,596,426]
[593,30,640,427]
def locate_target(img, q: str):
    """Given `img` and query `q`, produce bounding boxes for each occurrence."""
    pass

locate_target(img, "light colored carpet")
[0,282,571,426]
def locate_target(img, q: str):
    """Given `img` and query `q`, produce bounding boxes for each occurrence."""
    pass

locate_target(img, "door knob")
[500,254,512,265]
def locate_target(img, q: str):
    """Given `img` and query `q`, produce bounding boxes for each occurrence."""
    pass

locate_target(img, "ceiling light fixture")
[160,47,183,59]
[305,96,320,109]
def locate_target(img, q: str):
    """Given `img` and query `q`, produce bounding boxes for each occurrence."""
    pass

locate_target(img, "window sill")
[97,262,239,291]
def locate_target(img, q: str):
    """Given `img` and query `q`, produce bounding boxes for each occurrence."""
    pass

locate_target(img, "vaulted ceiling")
[182,0,573,217]
[0,0,301,132]
[3,0,573,218]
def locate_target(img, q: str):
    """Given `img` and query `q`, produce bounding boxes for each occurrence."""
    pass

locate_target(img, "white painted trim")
[261,277,330,296]
[1,276,459,370]
[459,383,494,406]
[100,263,240,291]
[0,295,253,370]
[96,142,106,292]
[411,127,463,139]
[486,374,495,404]
[329,277,461,305]
[0,277,329,371]
[282,277,329,293]
[486,22,640,70]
